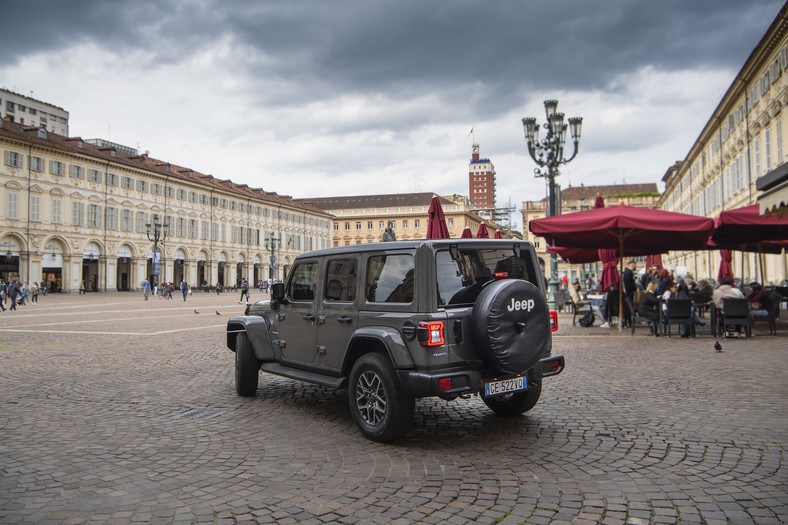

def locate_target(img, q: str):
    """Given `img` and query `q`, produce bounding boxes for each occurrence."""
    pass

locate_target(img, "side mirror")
[270,282,285,303]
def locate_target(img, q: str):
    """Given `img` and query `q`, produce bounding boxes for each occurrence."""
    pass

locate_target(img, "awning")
[756,162,788,218]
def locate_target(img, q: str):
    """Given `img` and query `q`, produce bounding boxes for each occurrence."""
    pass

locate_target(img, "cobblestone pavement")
[0,292,786,524]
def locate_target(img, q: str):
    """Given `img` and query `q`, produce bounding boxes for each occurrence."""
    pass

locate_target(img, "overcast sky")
[1,0,782,229]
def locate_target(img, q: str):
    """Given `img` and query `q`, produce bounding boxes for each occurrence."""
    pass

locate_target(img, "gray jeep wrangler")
[227,239,564,442]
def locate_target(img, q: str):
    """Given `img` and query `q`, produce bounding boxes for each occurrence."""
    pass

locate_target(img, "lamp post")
[145,220,168,283]
[265,232,281,281]
[522,99,583,309]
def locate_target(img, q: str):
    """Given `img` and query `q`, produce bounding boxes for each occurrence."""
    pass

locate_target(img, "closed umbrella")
[461,227,473,238]
[426,196,450,239]
[598,249,619,292]
[717,249,734,283]
[476,223,490,238]
[494,230,503,239]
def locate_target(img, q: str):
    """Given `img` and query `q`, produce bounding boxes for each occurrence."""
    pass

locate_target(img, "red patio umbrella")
[461,227,473,238]
[713,204,788,244]
[476,223,490,238]
[426,196,450,239]
[717,249,734,282]
[530,205,714,330]
[494,230,503,239]
[549,246,661,264]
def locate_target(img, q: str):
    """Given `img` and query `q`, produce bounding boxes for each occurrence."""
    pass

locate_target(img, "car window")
[436,248,536,306]
[287,261,318,301]
[325,259,357,302]
[366,254,414,303]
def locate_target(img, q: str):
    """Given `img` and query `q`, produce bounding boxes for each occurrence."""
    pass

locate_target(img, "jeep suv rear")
[227,240,564,442]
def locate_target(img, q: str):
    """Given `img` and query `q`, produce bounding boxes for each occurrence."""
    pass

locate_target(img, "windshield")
[436,248,537,307]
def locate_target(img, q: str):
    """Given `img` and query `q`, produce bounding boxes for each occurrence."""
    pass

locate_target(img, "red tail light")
[438,378,452,390]
[418,321,445,347]
[549,310,558,332]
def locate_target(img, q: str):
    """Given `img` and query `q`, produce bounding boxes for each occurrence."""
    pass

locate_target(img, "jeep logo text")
[507,298,535,312]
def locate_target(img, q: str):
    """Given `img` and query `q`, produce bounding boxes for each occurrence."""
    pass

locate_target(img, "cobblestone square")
[0,292,786,524]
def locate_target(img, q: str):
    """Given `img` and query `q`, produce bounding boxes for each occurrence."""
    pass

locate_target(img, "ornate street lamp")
[522,99,583,308]
[145,220,168,282]
[265,232,281,281]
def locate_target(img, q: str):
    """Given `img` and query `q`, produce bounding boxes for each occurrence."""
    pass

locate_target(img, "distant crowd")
[0,280,45,311]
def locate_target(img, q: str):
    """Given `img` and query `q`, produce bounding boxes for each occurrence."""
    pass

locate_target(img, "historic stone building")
[659,4,788,284]
[303,192,505,245]
[522,183,660,282]
[0,119,333,292]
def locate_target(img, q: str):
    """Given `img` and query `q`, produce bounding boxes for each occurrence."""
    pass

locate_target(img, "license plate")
[484,376,525,397]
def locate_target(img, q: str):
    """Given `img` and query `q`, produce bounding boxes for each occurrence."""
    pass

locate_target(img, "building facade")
[304,192,504,245]
[659,4,788,284]
[0,119,333,292]
[1,88,69,136]
[468,144,496,213]
[522,183,660,283]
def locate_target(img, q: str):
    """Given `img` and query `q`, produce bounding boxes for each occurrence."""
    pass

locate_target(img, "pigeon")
[714,340,722,352]
[194,309,199,314]
[216,310,221,315]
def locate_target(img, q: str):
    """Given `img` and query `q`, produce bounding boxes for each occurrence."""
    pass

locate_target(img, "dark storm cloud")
[2,0,781,119]
[5,1,779,77]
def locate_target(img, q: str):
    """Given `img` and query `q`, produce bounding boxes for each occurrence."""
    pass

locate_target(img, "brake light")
[438,378,452,390]
[494,272,508,278]
[418,321,445,347]
[549,310,558,332]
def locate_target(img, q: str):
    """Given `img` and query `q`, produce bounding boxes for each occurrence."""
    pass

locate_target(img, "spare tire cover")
[471,279,550,375]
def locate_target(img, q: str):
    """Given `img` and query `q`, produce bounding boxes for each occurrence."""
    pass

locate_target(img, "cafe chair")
[665,299,695,338]
[720,298,751,339]
[689,292,711,319]
[751,291,781,335]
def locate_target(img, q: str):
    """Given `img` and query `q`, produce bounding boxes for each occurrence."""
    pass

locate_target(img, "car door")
[277,259,320,366]
[316,257,359,372]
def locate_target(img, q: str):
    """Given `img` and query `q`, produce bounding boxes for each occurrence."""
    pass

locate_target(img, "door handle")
[303,313,316,322]
[337,316,353,324]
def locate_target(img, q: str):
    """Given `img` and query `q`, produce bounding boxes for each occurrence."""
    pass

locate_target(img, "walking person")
[143,279,151,301]
[181,279,189,301]
[239,278,249,304]
[7,281,20,311]
[30,282,40,304]
[0,280,7,311]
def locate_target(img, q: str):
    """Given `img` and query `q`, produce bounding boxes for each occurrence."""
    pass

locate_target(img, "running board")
[259,362,347,389]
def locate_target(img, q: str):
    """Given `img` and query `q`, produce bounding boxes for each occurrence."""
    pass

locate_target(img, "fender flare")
[343,326,414,373]
[227,316,276,362]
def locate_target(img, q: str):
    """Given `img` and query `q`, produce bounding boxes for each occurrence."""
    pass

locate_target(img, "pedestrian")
[79,280,86,295]
[31,282,40,304]
[167,282,174,300]
[20,282,29,305]
[0,280,7,311]
[239,278,249,304]
[638,281,661,336]
[143,279,151,301]
[7,281,20,311]
[622,260,637,325]
[181,279,189,301]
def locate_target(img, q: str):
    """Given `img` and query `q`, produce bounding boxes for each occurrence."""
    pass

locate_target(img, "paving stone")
[0,295,784,523]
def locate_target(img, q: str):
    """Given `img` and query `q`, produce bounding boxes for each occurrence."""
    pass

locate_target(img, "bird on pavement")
[714,340,722,352]
[216,310,221,315]
[194,309,199,314]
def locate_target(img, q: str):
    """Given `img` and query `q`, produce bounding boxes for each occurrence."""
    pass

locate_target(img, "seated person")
[638,282,661,336]
[747,282,771,320]
[571,282,606,326]
[712,277,745,310]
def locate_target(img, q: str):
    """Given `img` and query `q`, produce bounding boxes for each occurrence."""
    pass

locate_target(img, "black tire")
[482,377,542,416]
[472,279,550,375]
[347,353,415,443]
[235,332,261,396]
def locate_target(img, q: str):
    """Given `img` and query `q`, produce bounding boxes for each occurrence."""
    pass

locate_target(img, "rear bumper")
[397,353,565,398]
